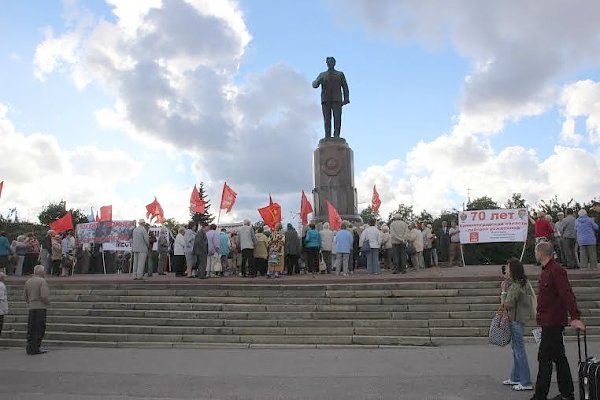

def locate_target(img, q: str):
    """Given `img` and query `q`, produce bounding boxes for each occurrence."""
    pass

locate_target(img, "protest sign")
[458,209,528,244]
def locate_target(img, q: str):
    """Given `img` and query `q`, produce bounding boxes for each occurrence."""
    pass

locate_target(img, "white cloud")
[338,0,600,136]
[33,0,318,214]
[0,103,143,222]
[560,80,600,144]
[355,134,600,217]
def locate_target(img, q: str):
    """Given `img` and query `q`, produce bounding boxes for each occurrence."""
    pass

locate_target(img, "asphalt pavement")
[1,340,596,400]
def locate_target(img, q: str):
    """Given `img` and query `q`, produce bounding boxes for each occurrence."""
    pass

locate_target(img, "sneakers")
[512,384,533,391]
[503,379,519,385]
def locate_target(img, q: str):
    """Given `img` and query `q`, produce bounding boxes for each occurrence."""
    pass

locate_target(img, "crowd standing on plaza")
[1,200,599,279]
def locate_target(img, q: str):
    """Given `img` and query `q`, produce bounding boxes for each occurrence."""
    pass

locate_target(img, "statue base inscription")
[312,138,362,225]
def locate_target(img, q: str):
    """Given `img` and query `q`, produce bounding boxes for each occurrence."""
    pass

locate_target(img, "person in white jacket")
[320,223,334,274]
[359,219,383,274]
[407,222,425,270]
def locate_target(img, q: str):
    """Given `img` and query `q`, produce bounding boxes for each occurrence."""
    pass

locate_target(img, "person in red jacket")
[530,241,585,400]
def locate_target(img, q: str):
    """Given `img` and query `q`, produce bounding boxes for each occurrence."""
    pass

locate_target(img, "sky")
[1,0,600,226]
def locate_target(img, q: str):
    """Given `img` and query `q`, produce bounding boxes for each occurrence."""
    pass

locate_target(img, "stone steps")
[2,279,598,348]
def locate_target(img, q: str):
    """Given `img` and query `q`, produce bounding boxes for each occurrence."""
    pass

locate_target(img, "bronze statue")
[312,57,350,139]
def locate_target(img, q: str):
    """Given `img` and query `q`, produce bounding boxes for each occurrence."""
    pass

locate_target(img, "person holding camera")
[500,259,533,391]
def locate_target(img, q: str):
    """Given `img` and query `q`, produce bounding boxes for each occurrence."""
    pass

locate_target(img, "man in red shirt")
[531,241,585,400]
[529,211,554,244]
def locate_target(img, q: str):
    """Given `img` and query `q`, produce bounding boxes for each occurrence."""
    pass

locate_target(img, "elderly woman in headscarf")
[267,223,285,278]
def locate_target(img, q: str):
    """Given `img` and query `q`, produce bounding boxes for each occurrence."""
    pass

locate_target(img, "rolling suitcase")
[578,330,600,400]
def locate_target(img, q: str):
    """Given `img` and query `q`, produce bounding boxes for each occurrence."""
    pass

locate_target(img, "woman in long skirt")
[267,223,285,278]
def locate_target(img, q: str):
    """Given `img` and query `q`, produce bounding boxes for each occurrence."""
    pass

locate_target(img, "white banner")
[458,208,529,244]
[102,241,132,252]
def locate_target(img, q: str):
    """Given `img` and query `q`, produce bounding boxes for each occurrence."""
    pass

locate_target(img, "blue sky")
[1,0,599,225]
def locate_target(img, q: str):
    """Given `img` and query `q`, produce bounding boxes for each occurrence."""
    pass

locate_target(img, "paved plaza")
[1,341,595,400]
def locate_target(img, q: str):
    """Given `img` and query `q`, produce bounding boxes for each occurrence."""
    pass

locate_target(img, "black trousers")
[306,248,319,273]
[285,254,299,275]
[392,243,407,272]
[241,249,255,276]
[533,326,574,399]
[0,314,4,334]
[255,258,267,276]
[26,309,47,354]
[322,101,342,137]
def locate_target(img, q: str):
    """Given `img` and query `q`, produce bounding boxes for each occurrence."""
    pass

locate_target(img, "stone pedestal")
[312,138,362,225]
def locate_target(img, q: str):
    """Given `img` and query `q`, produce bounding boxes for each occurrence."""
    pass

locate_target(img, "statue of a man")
[312,57,350,139]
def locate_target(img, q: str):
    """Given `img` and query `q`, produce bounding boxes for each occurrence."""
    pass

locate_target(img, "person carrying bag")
[498,258,533,392]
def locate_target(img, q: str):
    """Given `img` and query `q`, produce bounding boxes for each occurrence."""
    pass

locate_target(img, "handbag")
[360,239,370,253]
[267,252,280,264]
[406,243,417,256]
[488,306,511,347]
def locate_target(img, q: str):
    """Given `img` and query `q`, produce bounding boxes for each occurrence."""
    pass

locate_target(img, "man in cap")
[24,265,50,355]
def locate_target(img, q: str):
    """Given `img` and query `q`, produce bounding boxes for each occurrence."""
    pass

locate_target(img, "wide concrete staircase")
[2,279,599,348]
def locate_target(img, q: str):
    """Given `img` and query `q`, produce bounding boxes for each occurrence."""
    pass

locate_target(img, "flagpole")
[216,208,223,229]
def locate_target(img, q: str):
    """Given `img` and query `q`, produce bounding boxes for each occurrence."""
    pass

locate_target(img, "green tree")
[387,203,416,225]
[504,193,528,209]
[38,201,88,226]
[466,196,499,211]
[161,217,183,237]
[360,206,379,224]
[416,210,433,223]
[189,182,215,227]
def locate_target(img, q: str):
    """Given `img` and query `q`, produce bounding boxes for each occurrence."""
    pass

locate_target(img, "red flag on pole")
[371,185,381,213]
[258,195,282,229]
[49,212,74,233]
[146,197,165,224]
[0,181,3,199]
[220,182,237,213]
[190,184,206,214]
[326,200,342,231]
[99,205,112,222]
[300,190,313,225]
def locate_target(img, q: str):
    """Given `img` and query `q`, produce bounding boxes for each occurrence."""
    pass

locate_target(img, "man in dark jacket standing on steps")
[24,265,50,355]
[530,241,585,400]
[193,223,208,279]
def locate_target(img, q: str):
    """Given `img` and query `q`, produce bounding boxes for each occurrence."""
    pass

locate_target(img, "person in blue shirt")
[303,224,321,273]
[575,209,598,269]
[333,222,353,276]
[0,232,11,274]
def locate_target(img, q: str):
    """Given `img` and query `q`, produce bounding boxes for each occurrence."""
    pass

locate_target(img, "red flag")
[220,182,237,213]
[326,200,342,231]
[371,185,381,213]
[300,190,313,225]
[49,211,74,233]
[0,181,3,199]
[146,197,165,224]
[258,195,282,229]
[99,205,112,222]
[190,184,206,214]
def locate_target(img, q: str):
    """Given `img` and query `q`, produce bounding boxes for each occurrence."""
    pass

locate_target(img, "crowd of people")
[529,204,599,269]
[0,201,598,280]
[0,230,76,277]
[129,214,469,281]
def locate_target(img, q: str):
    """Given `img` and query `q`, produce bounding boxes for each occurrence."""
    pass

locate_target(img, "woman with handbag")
[500,258,533,392]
